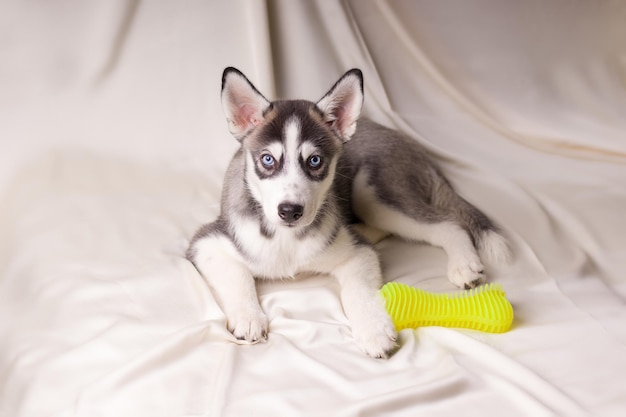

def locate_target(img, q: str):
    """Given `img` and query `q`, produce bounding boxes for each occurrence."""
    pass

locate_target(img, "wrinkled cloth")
[1,1,625,416]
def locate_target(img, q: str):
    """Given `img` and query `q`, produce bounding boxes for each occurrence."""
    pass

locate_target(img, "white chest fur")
[232,218,332,279]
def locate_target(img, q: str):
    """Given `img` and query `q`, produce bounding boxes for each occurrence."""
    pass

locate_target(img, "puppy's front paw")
[227,308,269,343]
[351,308,398,359]
[448,256,486,289]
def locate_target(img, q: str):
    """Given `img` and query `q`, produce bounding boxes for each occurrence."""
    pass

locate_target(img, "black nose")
[278,203,304,223]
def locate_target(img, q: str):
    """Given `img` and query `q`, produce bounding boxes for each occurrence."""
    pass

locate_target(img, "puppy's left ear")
[316,69,364,142]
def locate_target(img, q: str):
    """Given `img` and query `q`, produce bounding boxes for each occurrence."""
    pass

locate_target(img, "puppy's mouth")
[278,212,319,230]
[279,215,308,228]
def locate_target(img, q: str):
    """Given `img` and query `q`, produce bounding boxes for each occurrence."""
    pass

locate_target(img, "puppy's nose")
[278,203,304,223]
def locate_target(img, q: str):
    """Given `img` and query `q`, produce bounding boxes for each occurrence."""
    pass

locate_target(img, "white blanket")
[1,1,625,416]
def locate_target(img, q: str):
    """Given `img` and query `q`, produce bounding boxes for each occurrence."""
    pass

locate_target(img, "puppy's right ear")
[221,67,271,141]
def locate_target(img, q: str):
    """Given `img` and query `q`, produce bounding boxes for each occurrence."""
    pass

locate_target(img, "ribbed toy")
[380,282,514,333]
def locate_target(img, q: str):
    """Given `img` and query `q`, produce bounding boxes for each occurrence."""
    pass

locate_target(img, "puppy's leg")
[189,235,268,342]
[330,230,397,358]
[368,209,484,289]
[352,172,487,289]
[410,221,486,289]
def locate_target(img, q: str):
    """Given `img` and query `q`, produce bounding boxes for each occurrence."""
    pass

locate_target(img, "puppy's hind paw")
[448,257,486,289]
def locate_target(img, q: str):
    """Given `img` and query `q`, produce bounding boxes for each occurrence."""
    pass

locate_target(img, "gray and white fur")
[187,68,510,358]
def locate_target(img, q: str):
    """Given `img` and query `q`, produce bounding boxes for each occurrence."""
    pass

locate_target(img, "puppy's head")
[221,67,363,229]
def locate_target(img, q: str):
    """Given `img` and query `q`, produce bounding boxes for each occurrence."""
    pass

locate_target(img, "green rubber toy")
[380,282,514,333]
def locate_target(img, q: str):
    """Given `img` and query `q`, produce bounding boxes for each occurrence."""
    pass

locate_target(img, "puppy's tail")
[454,197,512,265]
[475,227,512,265]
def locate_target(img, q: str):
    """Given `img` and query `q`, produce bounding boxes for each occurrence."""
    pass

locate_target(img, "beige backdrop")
[1,1,626,416]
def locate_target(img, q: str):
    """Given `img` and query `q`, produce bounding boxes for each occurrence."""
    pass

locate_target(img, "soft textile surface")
[2,1,626,416]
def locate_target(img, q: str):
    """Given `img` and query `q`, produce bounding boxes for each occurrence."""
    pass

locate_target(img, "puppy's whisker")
[328,192,349,203]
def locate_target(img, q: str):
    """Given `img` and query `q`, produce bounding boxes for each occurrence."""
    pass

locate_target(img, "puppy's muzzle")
[278,202,304,224]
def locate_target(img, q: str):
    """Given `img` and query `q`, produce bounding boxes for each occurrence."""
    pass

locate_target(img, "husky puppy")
[187,68,510,358]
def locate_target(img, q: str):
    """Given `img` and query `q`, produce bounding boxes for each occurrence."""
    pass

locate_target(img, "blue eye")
[308,155,322,168]
[261,154,275,167]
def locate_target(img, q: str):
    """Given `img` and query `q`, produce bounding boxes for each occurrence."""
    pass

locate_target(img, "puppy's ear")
[316,69,364,142]
[221,67,271,141]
